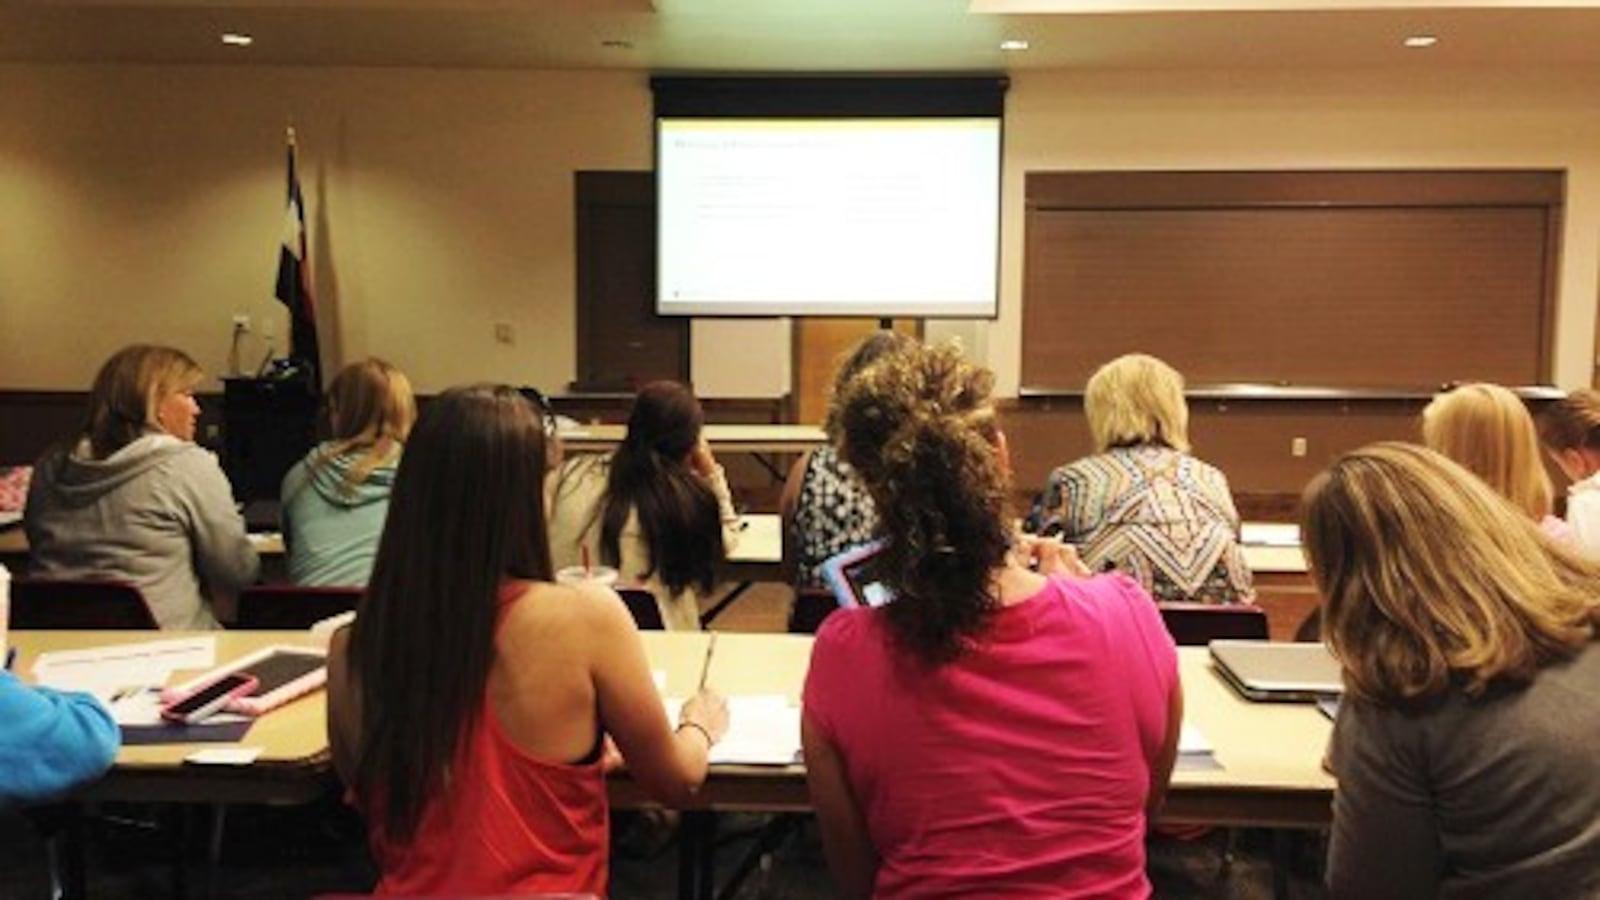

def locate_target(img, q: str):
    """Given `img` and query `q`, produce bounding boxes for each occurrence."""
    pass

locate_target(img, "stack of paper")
[1240,522,1302,547]
[662,694,801,766]
[1177,722,1222,771]
[32,636,216,703]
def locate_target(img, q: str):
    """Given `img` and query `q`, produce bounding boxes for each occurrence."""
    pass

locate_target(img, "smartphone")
[159,672,259,724]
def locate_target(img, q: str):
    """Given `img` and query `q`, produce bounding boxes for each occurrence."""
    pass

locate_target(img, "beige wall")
[0,64,650,393]
[3,63,1599,397]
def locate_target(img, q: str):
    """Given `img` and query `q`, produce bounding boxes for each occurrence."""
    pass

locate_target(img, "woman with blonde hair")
[1538,387,1600,555]
[1304,442,1600,899]
[281,357,416,586]
[1422,382,1573,544]
[25,344,259,628]
[802,342,1181,897]
[1035,353,1253,604]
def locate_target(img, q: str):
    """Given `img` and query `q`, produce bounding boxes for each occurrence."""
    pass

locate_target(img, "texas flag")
[275,128,321,385]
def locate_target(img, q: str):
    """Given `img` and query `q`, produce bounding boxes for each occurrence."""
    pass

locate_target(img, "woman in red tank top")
[326,384,729,896]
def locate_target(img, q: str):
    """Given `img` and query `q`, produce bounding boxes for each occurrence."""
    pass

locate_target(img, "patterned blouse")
[1038,444,1254,605]
[790,445,879,590]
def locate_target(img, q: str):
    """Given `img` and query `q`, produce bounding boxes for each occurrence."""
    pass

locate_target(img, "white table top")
[727,514,1307,576]
[559,423,828,454]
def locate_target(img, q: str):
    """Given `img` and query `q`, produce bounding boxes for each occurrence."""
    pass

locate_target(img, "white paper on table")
[32,636,217,701]
[186,747,262,765]
[662,694,801,766]
[1240,522,1302,547]
[106,688,248,727]
[1179,723,1214,756]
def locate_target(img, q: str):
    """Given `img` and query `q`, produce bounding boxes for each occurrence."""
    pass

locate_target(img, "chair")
[787,586,837,634]
[1156,602,1269,646]
[234,584,362,630]
[1294,606,1323,643]
[10,578,158,629]
[616,587,664,630]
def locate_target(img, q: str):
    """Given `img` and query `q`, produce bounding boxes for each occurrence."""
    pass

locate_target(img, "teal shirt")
[280,442,398,587]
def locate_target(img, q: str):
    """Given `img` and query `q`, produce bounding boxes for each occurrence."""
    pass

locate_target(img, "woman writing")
[326,385,727,895]
[802,343,1182,898]
[1306,443,1600,898]
[1034,353,1252,604]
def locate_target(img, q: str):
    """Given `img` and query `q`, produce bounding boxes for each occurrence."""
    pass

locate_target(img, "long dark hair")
[347,384,553,843]
[838,343,1011,665]
[600,381,724,596]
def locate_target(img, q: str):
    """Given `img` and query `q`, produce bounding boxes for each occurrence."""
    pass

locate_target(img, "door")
[573,171,688,392]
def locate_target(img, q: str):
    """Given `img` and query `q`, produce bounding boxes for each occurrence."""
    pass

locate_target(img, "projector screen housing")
[652,77,1007,320]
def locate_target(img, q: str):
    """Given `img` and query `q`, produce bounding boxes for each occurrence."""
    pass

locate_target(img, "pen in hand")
[697,631,717,692]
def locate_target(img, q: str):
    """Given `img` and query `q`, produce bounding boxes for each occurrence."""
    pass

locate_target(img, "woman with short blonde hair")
[1035,353,1252,604]
[1084,353,1190,453]
[83,344,205,458]
[26,344,258,628]
[1304,442,1600,898]
[282,357,417,586]
[1421,383,1570,543]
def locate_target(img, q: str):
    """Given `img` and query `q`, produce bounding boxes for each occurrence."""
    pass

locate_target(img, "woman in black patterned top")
[782,332,917,595]
[1035,354,1253,605]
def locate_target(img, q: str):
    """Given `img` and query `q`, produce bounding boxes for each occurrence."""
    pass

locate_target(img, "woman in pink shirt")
[801,343,1184,899]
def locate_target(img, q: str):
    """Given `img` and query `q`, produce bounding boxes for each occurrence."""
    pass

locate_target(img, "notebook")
[1210,640,1343,702]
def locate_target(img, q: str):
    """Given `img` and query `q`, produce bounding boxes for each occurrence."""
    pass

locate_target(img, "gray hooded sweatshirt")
[279,442,398,587]
[24,434,260,630]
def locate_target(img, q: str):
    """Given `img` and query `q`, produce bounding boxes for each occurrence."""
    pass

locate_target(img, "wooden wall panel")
[1021,170,1563,392]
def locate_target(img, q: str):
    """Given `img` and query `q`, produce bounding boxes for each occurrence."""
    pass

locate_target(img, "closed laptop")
[1210,640,1343,702]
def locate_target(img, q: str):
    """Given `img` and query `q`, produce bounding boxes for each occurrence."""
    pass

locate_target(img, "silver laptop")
[1210,640,1344,702]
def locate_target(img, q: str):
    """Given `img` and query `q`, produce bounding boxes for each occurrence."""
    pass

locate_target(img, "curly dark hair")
[837,342,1011,665]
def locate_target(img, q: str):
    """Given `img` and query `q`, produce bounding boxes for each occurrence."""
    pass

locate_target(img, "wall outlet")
[494,322,515,345]
[231,313,251,331]
[1291,436,1308,458]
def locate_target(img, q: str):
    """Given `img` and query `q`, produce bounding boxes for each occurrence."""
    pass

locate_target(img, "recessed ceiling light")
[1403,34,1438,49]
[220,33,253,47]
[1000,39,1030,51]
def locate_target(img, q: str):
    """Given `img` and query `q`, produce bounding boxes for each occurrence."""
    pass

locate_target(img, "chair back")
[788,586,838,634]
[235,584,363,630]
[10,578,158,629]
[1157,602,1269,646]
[616,587,665,631]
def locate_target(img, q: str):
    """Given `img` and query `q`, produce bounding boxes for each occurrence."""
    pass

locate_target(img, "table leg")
[700,583,753,628]
[677,810,717,900]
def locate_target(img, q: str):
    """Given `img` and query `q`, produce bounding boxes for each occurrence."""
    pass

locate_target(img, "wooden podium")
[222,376,319,503]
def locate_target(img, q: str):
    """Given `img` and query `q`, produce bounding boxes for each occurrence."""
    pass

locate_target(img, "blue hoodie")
[280,442,399,587]
[0,671,118,807]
